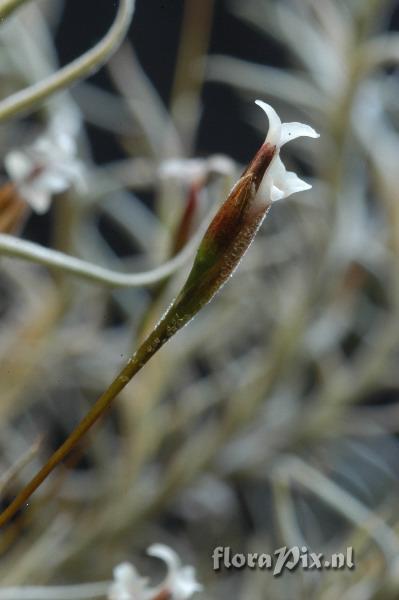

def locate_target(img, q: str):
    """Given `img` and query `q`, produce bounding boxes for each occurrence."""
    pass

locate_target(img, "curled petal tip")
[281,122,320,146]
[255,99,282,146]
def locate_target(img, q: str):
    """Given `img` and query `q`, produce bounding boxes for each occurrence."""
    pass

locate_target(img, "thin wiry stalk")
[1,0,399,596]
[0,143,275,528]
[0,0,31,21]
[169,0,215,153]
[0,0,135,122]
[0,222,204,287]
[0,438,41,495]
[275,457,399,564]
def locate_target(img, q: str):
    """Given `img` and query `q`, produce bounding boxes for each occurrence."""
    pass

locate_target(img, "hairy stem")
[0,308,181,528]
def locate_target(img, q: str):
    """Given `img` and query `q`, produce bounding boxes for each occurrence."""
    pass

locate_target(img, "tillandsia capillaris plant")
[0,100,319,528]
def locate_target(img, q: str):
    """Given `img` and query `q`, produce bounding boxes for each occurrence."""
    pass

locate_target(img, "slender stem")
[0,301,185,528]
[0,0,135,122]
[278,458,399,562]
[0,438,42,495]
[0,360,141,528]
[0,0,31,20]
[0,224,202,287]
[169,0,215,153]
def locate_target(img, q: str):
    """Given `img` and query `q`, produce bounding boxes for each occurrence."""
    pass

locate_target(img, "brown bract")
[241,141,276,188]
[0,182,28,234]
[203,142,276,253]
[172,180,200,256]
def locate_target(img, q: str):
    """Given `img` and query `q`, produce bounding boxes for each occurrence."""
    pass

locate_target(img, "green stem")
[0,304,183,529]
[0,141,274,528]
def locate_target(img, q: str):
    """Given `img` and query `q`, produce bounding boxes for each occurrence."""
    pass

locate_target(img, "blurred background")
[1,0,399,598]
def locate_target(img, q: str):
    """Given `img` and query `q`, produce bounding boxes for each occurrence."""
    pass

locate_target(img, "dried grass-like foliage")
[1,1,399,599]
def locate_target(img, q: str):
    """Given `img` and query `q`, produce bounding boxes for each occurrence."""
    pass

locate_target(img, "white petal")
[255,100,282,146]
[148,545,201,600]
[147,544,180,571]
[53,132,77,156]
[253,101,318,204]
[109,563,148,600]
[257,156,311,202]
[20,185,51,214]
[280,171,312,197]
[32,136,55,157]
[38,172,69,193]
[113,563,138,584]
[281,122,320,146]
[4,151,33,182]
[170,566,203,600]
[270,156,312,198]
[271,185,285,202]
[268,155,286,180]
[255,170,273,204]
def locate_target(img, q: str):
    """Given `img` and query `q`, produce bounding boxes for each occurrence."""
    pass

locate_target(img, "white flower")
[4,131,84,214]
[254,100,319,203]
[108,563,150,600]
[148,544,202,600]
[108,544,202,600]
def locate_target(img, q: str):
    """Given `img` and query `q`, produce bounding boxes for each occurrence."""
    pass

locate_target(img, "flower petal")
[4,151,33,182]
[255,100,282,147]
[109,563,149,600]
[20,186,50,214]
[271,185,285,202]
[170,566,203,600]
[147,544,202,600]
[281,122,320,146]
[5,128,84,214]
[38,172,70,193]
[147,544,181,571]
[256,153,312,203]
[280,170,312,197]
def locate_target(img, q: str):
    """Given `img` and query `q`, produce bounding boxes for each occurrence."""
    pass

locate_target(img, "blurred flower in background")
[1,1,399,600]
[109,544,202,600]
[4,129,83,214]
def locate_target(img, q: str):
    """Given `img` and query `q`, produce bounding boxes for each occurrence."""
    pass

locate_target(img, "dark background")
[19,0,394,252]
[54,0,399,165]
[54,0,289,165]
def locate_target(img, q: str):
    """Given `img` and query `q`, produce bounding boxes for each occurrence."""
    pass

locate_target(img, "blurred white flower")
[148,544,202,600]
[108,562,150,600]
[4,131,84,214]
[159,155,235,186]
[255,100,319,203]
[108,544,202,600]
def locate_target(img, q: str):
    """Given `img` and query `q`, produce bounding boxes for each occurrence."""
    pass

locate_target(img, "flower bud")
[132,101,319,368]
